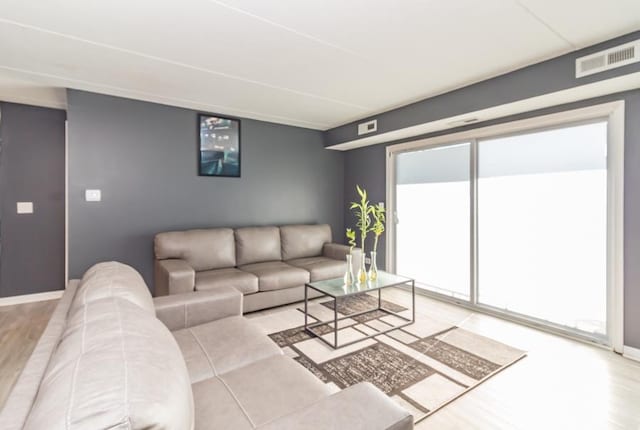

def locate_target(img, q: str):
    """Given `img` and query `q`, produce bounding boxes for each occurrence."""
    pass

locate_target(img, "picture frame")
[198,113,241,177]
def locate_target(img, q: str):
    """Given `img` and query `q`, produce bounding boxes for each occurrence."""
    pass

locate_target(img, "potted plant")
[350,185,374,283]
[344,228,356,285]
[368,203,386,280]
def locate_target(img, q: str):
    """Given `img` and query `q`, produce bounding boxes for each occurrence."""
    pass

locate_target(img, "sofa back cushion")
[155,228,236,271]
[235,226,282,265]
[70,261,154,317]
[24,297,194,430]
[281,224,332,260]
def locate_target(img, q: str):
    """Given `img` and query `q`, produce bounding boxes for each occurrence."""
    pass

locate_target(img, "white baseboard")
[0,290,64,307]
[623,345,640,362]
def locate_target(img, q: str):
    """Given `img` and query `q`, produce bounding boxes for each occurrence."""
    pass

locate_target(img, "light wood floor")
[1,291,639,429]
[0,299,57,406]
[380,289,640,430]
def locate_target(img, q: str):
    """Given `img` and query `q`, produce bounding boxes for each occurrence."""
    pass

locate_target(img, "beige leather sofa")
[0,262,412,430]
[155,224,361,312]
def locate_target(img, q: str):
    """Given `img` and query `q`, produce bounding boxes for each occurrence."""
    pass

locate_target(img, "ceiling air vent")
[357,119,377,136]
[576,40,639,78]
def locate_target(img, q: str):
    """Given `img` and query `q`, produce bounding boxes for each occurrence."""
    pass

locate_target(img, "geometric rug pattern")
[258,293,526,423]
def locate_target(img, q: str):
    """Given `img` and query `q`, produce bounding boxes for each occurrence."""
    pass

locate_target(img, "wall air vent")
[358,119,377,136]
[576,40,639,78]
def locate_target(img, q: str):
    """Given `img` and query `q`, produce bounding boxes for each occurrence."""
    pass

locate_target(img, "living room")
[0,1,639,429]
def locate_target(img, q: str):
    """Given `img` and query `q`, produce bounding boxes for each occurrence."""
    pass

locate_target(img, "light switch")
[378,202,385,209]
[17,202,33,214]
[85,189,101,202]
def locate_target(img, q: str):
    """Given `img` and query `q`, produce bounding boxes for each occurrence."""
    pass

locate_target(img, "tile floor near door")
[1,289,639,429]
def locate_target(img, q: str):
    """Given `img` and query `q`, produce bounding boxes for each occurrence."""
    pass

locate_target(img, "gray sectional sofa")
[154,224,361,312]
[0,262,412,430]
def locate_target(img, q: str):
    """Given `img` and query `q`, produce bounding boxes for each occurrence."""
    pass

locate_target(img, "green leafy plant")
[349,185,374,250]
[370,204,386,253]
[345,228,356,254]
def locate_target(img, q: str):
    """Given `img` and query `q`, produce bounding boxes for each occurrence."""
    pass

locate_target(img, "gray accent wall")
[67,90,344,291]
[0,102,66,297]
[326,31,640,147]
[343,90,640,348]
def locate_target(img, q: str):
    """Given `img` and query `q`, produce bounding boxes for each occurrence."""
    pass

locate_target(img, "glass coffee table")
[304,271,415,349]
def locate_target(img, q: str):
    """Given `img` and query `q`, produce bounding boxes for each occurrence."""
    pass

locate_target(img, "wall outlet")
[85,189,101,202]
[16,202,33,214]
[365,257,371,264]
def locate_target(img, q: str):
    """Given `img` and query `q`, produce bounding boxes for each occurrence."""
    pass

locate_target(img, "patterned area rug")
[249,293,526,423]
[320,294,406,314]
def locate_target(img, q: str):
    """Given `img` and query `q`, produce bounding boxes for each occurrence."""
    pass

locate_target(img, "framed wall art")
[198,113,241,177]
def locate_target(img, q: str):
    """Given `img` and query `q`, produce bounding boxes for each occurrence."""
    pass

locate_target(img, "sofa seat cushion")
[193,355,331,429]
[192,377,253,430]
[239,261,310,292]
[195,268,258,295]
[286,256,347,282]
[173,316,282,383]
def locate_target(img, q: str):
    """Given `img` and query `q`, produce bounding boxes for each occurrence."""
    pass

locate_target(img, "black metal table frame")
[303,278,415,349]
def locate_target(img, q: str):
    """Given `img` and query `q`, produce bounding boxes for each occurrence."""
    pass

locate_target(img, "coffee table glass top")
[306,271,412,298]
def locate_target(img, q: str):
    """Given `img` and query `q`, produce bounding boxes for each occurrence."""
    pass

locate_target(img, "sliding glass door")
[395,143,471,300]
[477,122,608,336]
[391,109,619,345]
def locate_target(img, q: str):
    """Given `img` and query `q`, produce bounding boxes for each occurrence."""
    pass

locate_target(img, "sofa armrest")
[322,243,362,261]
[154,259,195,296]
[153,286,242,331]
[257,382,413,430]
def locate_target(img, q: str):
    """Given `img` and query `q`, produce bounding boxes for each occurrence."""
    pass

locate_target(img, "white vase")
[368,251,378,281]
[343,254,355,285]
[357,252,368,284]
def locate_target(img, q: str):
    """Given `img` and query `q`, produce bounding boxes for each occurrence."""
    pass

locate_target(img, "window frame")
[386,101,625,351]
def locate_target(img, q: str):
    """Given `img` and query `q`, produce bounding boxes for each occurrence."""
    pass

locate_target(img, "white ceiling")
[0,0,639,130]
